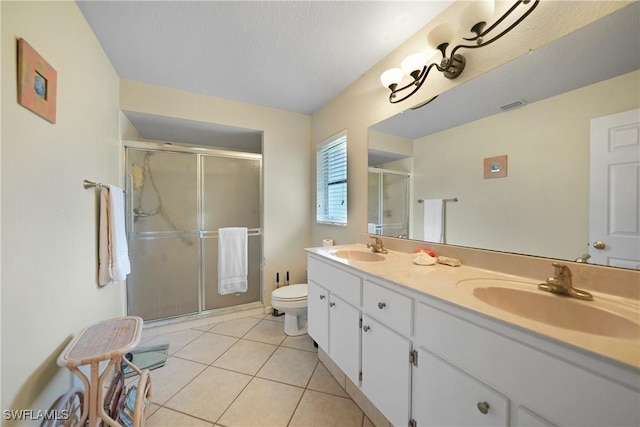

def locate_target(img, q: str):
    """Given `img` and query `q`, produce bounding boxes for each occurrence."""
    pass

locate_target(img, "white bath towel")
[108,185,131,281]
[98,188,111,286]
[218,227,248,295]
[98,186,131,286]
[422,199,444,243]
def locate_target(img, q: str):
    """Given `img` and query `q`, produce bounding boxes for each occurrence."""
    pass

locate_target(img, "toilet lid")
[273,284,308,301]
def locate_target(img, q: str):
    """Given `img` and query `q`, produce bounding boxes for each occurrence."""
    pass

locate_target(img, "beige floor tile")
[289,389,364,427]
[257,346,318,387]
[363,416,375,427]
[264,313,285,323]
[243,318,287,345]
[212,339,277,375]
[141,328,204,355]
[173,332,238,364]
[282,334,318,352]
[148,356,207,405]
[193,321,219,332]
[208,317,260,338]
[217,377,303,427]
[165,366,252,423]
[146,407,213,427]
[307,361,349,398]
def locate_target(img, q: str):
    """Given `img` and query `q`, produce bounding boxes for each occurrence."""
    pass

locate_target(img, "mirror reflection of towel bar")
[417,197,458,203]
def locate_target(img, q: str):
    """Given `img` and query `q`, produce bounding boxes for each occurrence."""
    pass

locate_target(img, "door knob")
[477,401,490,414]
[593,241,606,250]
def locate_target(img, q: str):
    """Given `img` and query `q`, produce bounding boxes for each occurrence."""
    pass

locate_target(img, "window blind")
[317,132,347,225]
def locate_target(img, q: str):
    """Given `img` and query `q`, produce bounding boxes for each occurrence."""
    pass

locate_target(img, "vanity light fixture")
[380,0,539,104]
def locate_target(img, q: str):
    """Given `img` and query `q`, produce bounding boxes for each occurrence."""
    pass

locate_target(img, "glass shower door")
[202,154,262,310]
[126,149,200,320]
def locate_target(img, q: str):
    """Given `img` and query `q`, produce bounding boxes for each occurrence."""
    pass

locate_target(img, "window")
[317,131,347,225]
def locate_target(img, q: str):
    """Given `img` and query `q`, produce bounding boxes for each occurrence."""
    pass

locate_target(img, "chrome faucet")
[367,236,388,254]
[538,262,593,301]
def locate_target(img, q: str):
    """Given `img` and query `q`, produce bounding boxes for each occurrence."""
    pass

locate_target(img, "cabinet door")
[329,294,361,384]
[412,347,508,427]
[361,315,411,427]
[307,281,329,351]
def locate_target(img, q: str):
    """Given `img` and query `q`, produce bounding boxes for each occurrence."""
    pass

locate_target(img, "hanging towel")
[98,188,111,286]
[423,199,444,243]
[218,227,248,295]
[98,186,131,286]
[108,185,131,281]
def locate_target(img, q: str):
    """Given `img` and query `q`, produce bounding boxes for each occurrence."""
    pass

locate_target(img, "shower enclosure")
[368,168,411,238]
[125,143,262,321]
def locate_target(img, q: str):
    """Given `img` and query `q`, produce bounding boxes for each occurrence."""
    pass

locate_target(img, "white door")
[590,109,640,269]
[328,294,361,384]
[307,282,329,351]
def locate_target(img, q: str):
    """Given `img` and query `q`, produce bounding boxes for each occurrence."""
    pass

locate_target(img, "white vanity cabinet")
[307,256,362,384]
[415,299,640,427]
[306,251,640,427]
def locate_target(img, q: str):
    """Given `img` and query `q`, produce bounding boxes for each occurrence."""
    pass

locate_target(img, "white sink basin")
[331,249,385,262]
[457,278,640,339]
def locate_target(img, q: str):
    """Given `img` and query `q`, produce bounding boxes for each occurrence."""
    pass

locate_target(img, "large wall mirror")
[368,3,640,270]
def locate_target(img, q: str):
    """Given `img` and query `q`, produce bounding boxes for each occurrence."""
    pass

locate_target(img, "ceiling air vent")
[499,99,527,111]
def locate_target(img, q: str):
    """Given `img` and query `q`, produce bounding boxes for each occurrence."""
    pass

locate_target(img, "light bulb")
[380,68,404,89]
[427,23,456,51]
[401,53,428,78]
[461,0,495,33]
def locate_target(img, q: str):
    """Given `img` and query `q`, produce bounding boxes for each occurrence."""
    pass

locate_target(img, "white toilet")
[271,284,308,336]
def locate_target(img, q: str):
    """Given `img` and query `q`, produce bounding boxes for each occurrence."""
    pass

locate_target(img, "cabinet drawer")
[413,348,509,427]
[363,280,412,336]
[308,255,362,306]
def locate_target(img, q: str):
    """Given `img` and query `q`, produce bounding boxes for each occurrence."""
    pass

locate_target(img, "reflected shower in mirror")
[368,3,640,270]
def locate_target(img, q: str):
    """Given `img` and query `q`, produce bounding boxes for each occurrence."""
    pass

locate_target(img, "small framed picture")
[484,155,508,179]
[17,38,57,123]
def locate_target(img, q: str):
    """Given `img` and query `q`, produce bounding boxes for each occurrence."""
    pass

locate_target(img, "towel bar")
[417,197,458,203]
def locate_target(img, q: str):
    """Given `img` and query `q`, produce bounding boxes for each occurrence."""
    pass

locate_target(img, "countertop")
[306,244,640,369]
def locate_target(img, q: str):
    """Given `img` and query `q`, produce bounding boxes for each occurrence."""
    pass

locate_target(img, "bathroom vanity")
[306,245,640,427]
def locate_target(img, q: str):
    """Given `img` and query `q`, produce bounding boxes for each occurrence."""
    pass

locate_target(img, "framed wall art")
[17,38,57,123]
[484,155,508,179]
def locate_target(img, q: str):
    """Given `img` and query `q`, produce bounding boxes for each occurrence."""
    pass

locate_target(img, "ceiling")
[77,0,454,116]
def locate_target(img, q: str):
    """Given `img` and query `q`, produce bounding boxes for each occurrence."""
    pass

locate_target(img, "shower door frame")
[368,167,412,238]
[124,140,263,321]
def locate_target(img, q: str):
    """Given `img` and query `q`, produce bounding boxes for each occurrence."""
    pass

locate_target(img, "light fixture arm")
[382,0,539,105]
[389,62,439,104]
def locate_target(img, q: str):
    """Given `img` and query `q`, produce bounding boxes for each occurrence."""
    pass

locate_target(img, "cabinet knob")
[377,302,386,310]
[319,294,326,300]
[329,302,336,308]
[362,325,370,332]
[477,401,490,415]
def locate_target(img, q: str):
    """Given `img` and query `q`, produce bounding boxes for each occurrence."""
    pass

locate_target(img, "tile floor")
[137,312,374,427]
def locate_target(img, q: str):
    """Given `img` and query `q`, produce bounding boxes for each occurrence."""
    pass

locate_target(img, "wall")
[412,71,640,260]
[310,1,633,247]
[119,80,311,310]
[1,1,124,420]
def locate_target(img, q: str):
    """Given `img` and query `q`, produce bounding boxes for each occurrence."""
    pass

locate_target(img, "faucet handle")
[369,235,382,245]
[552,262,571,279]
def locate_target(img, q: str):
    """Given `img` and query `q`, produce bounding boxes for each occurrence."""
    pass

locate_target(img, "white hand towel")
[108,185,131,282]
[218,227,248,295]
[98,188,111,286]
[423,199,444,243]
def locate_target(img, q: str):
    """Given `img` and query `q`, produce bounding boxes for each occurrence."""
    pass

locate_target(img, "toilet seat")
[272,284,308,302]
